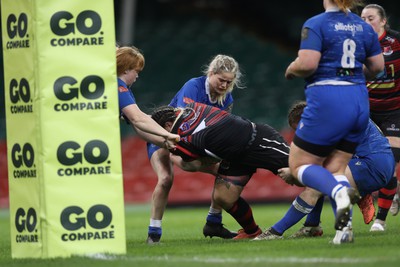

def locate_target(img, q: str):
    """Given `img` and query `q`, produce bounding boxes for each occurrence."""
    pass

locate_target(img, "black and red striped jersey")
[368,29,400,112]
[169,102,253,161]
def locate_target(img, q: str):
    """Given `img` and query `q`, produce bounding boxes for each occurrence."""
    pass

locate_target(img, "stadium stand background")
[1,0,400,206]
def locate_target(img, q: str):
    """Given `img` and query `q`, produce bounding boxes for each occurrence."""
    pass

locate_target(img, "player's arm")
[363,53,385,80]
[122,104,179,148]
[133,126,166,148]
[170,154,219,175]
[285,27,321,80]
[278,167,304,187]
[285,50,320,79]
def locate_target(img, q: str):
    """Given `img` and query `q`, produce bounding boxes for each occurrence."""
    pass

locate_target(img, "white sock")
[150,219,162,228]
[209,207,222,214]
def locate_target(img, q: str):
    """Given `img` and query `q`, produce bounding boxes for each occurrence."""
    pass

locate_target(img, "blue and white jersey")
[169,76,233,110]
[147,76,234,159]
[354,119,392,157]
[301,8,382,86]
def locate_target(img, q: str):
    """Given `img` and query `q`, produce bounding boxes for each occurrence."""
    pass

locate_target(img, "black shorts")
[217,123,290,177]
[370,109,400,138]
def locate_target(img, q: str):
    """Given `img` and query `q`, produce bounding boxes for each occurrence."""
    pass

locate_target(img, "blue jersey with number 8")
[300,9,382,86]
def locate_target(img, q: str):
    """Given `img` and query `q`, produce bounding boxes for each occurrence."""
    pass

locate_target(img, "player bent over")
[253,101,395,244]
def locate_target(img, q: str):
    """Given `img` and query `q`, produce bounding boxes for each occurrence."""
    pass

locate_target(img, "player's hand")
[285,66,296,80]
[285,60,297,80]
[277,167,304,187]
[164,134,180,150]
[285,72,296,80]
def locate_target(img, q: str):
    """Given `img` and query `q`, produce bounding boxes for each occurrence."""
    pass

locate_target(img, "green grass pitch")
[1,202,399,267]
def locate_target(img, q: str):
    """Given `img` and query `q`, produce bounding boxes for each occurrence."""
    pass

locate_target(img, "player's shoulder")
[181,76,206,91]
[186,76,206,84]
[387,29,400,40]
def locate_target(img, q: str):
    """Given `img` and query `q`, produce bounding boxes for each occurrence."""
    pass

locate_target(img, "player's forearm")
[133,126,165,147]
[286,57,317,78]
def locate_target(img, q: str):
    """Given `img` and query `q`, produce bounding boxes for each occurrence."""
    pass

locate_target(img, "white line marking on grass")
[115,256,374,264]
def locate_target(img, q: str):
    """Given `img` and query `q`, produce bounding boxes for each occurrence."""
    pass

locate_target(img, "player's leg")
[376,141,400,225]
[369,112,400,219]
[289,144,359,231]
[211,174,261,239]
[300,169,359,241]
[254,188,323,240]
[170,156,236,238]
[203,198,238,239]
[389,172,400,216]
[290,85,366,231]
[371,175,397,231]
[328,174,356,244]
[147,147,174,244]
[290,196,325,238]
[346,152,395,231]
[387,144,400,216]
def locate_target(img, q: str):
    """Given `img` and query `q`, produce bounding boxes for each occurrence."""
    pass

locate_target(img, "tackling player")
[145,55,244,243]
[151,102,290,240]
[116,46,179,152]
[253,101,395,244]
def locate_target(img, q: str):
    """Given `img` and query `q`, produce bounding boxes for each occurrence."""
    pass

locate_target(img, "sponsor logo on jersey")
[383,46,393,56]
[334,23,363,36]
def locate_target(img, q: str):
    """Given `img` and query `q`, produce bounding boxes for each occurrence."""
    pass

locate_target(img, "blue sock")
[148,226,162,236]
[206,212,222,224]
[272,196,314,235]
[299,165,343,198]
[304,196,324,226]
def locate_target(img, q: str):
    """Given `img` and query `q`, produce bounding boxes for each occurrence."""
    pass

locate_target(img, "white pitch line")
[87,254,374,264]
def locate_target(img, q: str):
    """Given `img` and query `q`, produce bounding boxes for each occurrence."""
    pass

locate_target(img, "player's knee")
[157,174,173,190]
[212,193,231,210]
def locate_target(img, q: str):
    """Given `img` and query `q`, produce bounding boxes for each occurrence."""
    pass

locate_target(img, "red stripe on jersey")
[174,145,199,160]
[183,97,194,104]
[368,30,400,112]
[118,86,129,92]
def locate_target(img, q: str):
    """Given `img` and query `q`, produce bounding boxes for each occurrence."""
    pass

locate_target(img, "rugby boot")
[389,193,400,216]
[334,187,361,230]
[290,225,323,238]
[203,222,237,239]
[253,228,283,240]
[357,194,375,224]
[370,219,386,232]
[233,227,262,240]
[146,233,161,244]
[332,226,354,245]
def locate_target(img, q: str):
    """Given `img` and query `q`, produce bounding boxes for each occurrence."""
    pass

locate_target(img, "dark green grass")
[1,203,400,267]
